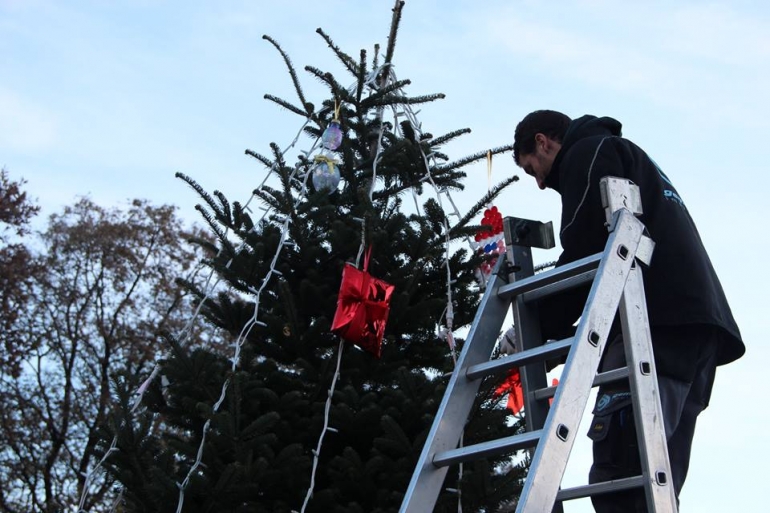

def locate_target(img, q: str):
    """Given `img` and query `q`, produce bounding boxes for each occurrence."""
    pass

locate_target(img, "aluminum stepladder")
[400,177,677,512]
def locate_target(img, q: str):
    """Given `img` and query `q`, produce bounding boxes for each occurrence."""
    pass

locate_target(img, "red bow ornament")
[331,248,395,358]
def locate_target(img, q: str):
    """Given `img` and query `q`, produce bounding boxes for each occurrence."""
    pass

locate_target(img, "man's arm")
[539,137,627,340]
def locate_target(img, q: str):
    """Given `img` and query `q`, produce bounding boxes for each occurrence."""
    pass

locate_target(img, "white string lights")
[172,137,321,513]
[298,338,344,513]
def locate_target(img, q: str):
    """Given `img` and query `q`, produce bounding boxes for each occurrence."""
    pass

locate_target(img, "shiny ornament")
[321,120,343,150]
[312,157,341,194]
[331,248,394,358]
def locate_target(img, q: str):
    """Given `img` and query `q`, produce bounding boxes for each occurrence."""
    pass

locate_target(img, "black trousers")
[587,325,719,512]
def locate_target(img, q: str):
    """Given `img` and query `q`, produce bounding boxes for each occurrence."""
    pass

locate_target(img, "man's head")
[513,110,571,189]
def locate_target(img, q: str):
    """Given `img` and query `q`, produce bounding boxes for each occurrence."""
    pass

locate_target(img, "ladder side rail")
[516,209,645,512]
[619,263,678,511]
[399,258,512,513]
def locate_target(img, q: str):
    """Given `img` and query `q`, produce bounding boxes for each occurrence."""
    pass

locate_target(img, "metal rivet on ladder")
[640,361,651,375]
[588,330,600,346]
[617,244,629,260]
[556,424,570,441]
[656,471,668,486]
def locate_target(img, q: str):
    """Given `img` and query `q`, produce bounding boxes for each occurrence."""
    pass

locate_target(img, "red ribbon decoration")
[495,368,525,415]
[331,248,395,358]
[494,371,559,415]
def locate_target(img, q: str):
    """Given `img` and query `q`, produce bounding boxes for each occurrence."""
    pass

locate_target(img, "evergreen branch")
[186,236,219,255]
[430,128,472,147]
[359,79,411,108]
[382,195,401,221]
[263,94,308,118]
[269,142,288,171]
[427,169,467,190]
[252,186,283,213]
[355,49,367,104]
[372,43,380,70]
[432,150,449,162]
[435,146,505,173]
[400,93,446,105]
[232,202,255,234]
[400,119,417,143]
[371,182,416,202]
[445,225,483,245]
[244,150,275,170]
[176,172,222,219]
[384,1,406,66]
[213,190,232,224]
[303,66,354,104]
[269,144,297,209]
[450,175,520,234]
[315,28,359,77]
[487,143,515,156]
[303,125,322,140]
[262,35,311,114]
[364,93,445,109]
[194,205,236,257]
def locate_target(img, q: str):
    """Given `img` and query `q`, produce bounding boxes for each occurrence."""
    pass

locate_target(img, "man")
[512,111,744,511]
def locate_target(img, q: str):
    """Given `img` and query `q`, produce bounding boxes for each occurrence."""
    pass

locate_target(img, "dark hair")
[513,110,572,164]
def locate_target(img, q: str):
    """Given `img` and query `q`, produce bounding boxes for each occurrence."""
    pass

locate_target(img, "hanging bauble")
[312,155,341,193]
[321,119,343,150]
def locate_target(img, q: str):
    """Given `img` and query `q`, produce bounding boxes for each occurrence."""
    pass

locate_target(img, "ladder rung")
[521,269,596,304]
[556,476,644,501]
[593,366,630,388]
[498,253,602,300]
[433,430,542,467]
[466,338,573,381]
[533,367,630,401]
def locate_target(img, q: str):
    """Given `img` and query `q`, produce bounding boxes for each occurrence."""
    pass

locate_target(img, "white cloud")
[0,88,58,152]
[483,3,770,124]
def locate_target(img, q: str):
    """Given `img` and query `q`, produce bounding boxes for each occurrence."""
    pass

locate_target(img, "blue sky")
[2,1,769,511]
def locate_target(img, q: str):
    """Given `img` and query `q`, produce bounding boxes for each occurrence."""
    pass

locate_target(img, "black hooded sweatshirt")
[540,115,744,371]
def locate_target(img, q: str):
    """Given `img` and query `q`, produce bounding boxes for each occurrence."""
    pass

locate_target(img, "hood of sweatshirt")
[544,115,623,192]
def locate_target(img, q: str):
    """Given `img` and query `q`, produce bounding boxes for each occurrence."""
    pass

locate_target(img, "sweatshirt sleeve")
[539,137,627,340]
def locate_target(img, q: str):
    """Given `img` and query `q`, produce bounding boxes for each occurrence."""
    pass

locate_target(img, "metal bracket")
[503,217,556,249]
[600,176,643,227]
[636,235,655,267]
[600,177,654,266]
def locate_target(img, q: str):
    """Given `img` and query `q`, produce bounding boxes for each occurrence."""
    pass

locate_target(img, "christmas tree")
[99,2,526,511]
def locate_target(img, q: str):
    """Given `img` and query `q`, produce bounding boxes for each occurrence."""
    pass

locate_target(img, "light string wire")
[174,135,320,513]
[298,338,345,513]
[75,118,314,512]
[379,64,467,512]
[298,59,390,512]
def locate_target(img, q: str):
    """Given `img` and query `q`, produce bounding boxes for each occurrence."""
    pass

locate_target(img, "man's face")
[517,151,551,190]
[516,134,560,190]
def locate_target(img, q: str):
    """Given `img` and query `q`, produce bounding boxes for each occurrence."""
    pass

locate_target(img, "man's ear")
[535,133,559,156]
